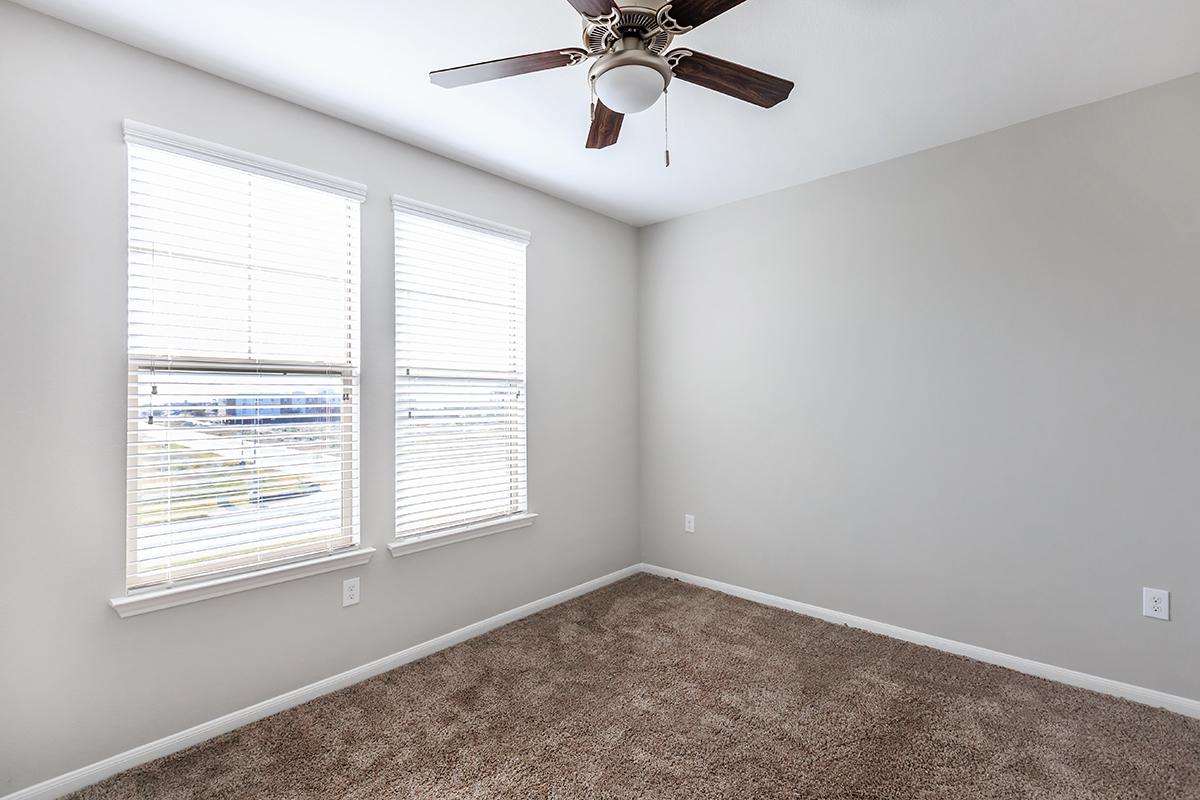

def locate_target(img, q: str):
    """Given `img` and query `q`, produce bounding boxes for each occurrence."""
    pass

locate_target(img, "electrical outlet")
[684,514,695,534]
[1142,587,1169,621]
[342,577,360,607]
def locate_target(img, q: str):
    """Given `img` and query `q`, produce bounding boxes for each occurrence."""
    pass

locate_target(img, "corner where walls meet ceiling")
[12,0,1200,225]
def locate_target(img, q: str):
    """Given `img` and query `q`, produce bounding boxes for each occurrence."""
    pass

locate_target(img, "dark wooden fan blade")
[669,50,794,108]
[663,0,750,29]
[565,0,616,17]
[431,48,588,88]
[586,101,624,149]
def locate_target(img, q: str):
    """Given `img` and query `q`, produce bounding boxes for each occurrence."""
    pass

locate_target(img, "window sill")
[388,513,538,558]
[109,547,376,618]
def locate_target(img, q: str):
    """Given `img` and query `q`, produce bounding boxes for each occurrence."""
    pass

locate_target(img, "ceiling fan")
[430,0,794,150]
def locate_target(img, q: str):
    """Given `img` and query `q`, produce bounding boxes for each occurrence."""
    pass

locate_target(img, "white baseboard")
[3,565,641,800]
[640,562,1200,720]
[11,562,1197,800]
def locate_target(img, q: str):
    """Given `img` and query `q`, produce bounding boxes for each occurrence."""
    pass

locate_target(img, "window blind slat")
[394,198,529,539]
[127,133,361,591]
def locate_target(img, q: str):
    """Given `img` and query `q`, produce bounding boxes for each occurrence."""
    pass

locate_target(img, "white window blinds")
[126,121,365,590]
[394,197,530,541]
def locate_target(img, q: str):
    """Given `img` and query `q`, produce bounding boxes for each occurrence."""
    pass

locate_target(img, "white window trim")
[123,120,367,202]
[110,547,376,617]
[391,195,531,244]
[388,513,538,558]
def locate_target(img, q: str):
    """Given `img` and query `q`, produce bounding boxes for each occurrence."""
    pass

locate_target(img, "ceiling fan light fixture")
[589,37,673,115]
[595,64,666,114]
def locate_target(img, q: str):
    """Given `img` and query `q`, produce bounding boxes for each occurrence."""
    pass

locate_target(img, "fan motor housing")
[582,5,674,56]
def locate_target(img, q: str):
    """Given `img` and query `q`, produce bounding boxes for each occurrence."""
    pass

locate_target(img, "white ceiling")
[15,0,1200,225]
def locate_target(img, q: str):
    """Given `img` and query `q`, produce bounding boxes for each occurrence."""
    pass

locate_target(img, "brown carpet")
[69,574,1200,799]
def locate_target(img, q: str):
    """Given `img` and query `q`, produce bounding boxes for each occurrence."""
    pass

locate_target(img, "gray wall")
[640,74,1200,702]
[4,0,1199,792]
[0,3,638,792]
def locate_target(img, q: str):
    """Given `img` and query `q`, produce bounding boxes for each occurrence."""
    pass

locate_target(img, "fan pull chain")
[664,88,671,168]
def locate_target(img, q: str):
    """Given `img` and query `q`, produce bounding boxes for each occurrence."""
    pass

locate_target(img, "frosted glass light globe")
[594,63,666,115]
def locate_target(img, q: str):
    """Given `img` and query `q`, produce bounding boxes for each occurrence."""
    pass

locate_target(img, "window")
[393,197,532,551]
[124,121,365,593]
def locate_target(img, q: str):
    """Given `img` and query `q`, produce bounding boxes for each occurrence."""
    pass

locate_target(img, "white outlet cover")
[684,514,695,534]
[343,577,361,608]
[1142,587,1169,621]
